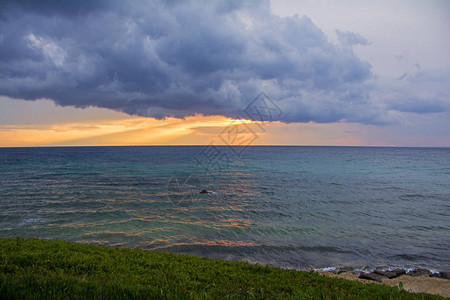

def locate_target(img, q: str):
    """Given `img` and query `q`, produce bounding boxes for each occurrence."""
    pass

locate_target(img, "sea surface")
[0,146,449,272]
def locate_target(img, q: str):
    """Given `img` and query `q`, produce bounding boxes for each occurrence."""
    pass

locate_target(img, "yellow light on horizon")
[0,97,403,147]
[0,113,256,147]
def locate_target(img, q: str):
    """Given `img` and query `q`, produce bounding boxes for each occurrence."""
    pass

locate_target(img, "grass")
[0,237,443,299]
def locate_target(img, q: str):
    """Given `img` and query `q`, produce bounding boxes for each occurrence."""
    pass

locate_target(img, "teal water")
[0,146,449,271]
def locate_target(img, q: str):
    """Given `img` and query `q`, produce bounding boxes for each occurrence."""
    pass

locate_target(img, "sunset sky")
[1,0,449,147]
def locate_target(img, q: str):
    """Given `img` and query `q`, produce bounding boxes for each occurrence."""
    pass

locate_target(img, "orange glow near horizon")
[0,114,243,146]
[1,96,289,147]
[4,96,445,147]
[0,113,394,147]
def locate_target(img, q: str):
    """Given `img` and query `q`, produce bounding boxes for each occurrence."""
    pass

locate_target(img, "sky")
[0,0,449,147]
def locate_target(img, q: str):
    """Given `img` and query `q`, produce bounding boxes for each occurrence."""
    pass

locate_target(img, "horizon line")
[1,145,449,149]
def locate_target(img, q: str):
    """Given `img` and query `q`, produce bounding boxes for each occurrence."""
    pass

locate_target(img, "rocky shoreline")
[327,267,450,282]
[313,267,450,297]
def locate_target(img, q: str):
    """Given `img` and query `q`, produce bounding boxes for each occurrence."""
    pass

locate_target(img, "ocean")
[0,146,449,272]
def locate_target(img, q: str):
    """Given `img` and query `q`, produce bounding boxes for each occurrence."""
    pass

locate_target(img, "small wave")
[400,193,425,198]
[19,218,44,226]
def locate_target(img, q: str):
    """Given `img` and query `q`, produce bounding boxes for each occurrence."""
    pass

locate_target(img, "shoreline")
[314,269,450,298]
[237,259,450,297]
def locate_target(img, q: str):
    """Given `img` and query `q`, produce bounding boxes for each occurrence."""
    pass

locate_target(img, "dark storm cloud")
[0,0,446,124]
[0,0,110,18]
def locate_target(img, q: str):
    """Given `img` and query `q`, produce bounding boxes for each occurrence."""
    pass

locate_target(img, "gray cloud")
[0,0,447,124]
[336,30,369,47]
[375,69,450,117]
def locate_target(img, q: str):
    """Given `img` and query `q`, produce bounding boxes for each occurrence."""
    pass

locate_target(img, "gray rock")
[337,266,354,274]
[430,271,450,279]
[359,272,388,282]
[329,266,354,274]
[430,272,440,278]
[439,271,450,279]
[373,269,406,279]
[392,269,407,277]
[407,268,431,277]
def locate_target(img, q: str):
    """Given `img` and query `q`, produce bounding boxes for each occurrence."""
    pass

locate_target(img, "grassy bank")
[0,238,443,299]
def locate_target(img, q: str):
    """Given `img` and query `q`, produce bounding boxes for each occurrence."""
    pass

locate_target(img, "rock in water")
[200,189,209,194]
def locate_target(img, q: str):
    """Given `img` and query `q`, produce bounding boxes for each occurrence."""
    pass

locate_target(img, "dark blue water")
[0,146,449,271]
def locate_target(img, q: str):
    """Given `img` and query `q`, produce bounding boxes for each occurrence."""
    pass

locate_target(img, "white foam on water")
[19,218,44,226]
[315,267,339,272]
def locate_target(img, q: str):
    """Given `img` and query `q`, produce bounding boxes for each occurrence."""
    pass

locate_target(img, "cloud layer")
[0,0,448,124]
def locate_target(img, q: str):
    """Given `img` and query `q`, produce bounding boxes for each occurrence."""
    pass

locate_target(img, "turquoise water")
[0,146,449,271]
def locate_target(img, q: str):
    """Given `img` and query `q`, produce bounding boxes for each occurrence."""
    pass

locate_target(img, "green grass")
[0,237,443,299]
